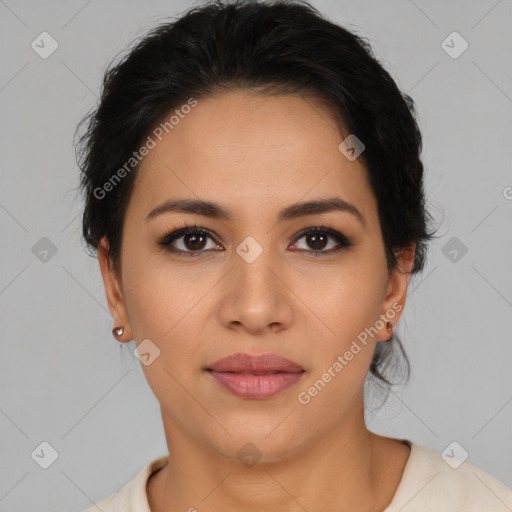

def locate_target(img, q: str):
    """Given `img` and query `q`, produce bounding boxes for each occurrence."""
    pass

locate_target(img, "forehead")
[127,90,377,226]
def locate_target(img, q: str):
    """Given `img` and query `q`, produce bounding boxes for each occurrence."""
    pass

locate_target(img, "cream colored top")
[83,441,512,511]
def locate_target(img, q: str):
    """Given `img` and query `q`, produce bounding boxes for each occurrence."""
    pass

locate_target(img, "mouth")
[206,352,304,373]
[208,370,301,375]
[205,369,305,399]
[205,353,305,399]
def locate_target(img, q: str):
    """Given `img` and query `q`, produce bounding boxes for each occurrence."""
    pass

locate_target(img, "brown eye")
[305,232,329,251]
[158,225,353,258]
[292,227,353,255]
[182,232,208,251]
[159,227,220,256]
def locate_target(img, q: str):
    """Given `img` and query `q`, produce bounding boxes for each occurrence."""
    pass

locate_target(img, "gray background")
[1,0,511,510]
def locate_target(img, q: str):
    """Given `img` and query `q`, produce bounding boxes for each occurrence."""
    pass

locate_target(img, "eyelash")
[157,221,354,258]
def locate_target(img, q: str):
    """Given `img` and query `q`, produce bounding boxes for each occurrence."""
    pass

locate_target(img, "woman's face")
[98,90,413,462]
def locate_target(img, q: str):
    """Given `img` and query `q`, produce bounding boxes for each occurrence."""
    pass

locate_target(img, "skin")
[98,89,415,512]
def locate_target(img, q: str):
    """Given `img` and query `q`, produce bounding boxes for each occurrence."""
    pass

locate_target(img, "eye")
[292,226,354,255]
[157,223,354,257]
[158,223,221,256]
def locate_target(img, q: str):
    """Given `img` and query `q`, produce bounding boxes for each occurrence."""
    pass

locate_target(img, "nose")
[218,247,293,335]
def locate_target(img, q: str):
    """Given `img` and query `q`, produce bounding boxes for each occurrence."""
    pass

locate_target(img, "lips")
[206,352,304,373]
[205,352,305,399]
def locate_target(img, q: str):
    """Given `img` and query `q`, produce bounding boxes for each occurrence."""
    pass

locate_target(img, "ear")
[97,236,133,342]
[377,244,415,341]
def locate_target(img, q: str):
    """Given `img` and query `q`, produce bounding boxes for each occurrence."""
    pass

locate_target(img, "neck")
[147,399,408,512]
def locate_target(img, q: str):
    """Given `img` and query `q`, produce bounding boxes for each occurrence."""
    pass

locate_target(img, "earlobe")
[377,320,396,342]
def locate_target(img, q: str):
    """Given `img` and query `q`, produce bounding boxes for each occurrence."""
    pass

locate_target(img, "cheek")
[122,246,203,338]
[290,259,386,398]
[122,255,214,377]
[122,265,204,415]
[292,256,385,340]
[295,285,381,414]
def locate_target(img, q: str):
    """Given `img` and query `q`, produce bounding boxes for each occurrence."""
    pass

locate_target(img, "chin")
[203,423,309,467]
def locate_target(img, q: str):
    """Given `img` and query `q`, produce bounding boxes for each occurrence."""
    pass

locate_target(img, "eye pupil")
[185,233,207,250]
[307,233,327,250]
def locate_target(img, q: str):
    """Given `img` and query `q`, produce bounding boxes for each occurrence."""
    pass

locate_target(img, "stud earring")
[112,326,124,338]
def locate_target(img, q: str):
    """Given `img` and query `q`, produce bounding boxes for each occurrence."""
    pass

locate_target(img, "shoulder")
[81,455,169,512]
[385,441,512,512]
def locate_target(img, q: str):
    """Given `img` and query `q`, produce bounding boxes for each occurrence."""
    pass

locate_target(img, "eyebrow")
[146,197,365,226]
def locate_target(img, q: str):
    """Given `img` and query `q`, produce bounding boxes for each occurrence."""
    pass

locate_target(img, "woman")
[77,1,512,510]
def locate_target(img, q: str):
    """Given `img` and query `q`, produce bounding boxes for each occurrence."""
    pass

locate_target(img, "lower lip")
[207,370,305,399]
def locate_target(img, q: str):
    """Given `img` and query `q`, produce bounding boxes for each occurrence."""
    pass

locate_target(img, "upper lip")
[206,352,304,373]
